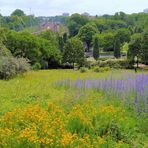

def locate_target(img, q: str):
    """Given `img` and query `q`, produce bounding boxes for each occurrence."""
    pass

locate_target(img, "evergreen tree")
[63,33,68,43]
[93,37,100,60]
[58,36,64,52]
[114,38,121,58]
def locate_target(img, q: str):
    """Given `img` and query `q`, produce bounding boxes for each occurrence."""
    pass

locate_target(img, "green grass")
[0,70,106,113]
[0,69,147,147]
[0,69,134,114]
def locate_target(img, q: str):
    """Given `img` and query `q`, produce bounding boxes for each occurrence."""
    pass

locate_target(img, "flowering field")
[0,70,148,147]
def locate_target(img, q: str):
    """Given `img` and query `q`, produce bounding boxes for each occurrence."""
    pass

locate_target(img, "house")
[40,22,60,32]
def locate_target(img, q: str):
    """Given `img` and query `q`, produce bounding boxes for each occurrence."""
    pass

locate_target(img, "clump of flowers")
[56,73,148,113]
[0,101,147,147]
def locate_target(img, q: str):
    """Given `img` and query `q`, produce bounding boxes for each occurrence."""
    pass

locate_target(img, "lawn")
[0,69,147,147]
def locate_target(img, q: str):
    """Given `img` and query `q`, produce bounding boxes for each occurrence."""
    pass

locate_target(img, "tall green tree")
[114,38,121,58]
[115,28,131,45]
[11,9,25,16]
[93,37,100,60]
[95,32,115,51]
[141,29,148,64]
[63,38,85,68]
[39,30,59,48]
[68,13,89,37]
[78,23,98,51]
[63,33,68,43]
[58,36,64,52]
[127,33,142,67]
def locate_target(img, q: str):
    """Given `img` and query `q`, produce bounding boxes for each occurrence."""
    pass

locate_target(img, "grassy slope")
[0,69,147,147]
[0,69,135,114]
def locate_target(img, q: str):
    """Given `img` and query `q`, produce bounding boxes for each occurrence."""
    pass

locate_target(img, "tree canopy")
[63,38,85,67]
[11,9,25,17]
[68,13,89,37]
[78,23,98,51]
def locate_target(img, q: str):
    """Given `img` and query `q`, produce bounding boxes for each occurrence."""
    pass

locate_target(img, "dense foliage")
[63,38,85,68]
[67,13,89,37]
[0,57,30,79]
[93,37,100,60]
[78,23,98,51]
[0,9,39,32]
[4,30,61,69]
[0,9,147,79]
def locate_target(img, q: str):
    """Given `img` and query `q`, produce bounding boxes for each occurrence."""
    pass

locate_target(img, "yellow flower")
[19,128,38,143]
[40,137,53,145]
[97,136,105,145]
[60,133,75,146]
[0,128,12,136]
[99,105,118,114]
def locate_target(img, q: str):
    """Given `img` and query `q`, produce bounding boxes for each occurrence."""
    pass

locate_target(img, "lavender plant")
[55,73,148,113]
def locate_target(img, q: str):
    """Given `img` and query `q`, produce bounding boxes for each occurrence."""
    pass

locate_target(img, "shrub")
[94,66,110,73]
[16,58,30,73]
[94,67,102,72]
[80,67,88,73]
[0,57,30,79]
[103,67,110,71]
[99,59,130,69]
[0,57,17,79]
[0,44,12,57]
[32,62,41,70]
[61,63,74,69]
[83,59,98,69]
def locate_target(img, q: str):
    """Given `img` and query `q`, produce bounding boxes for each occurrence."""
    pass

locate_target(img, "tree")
[96,32,115,51]
[114,38,121,58]
[127,33,142,67]
[93,37,100,60]
[39,30,59,48]
[58,36,64,52]
[11,9,25,16]
[0,43,12,57]
[78,23,98,51]
[141,29,148,64]
[5,31,61,69]
[92,18,107,33]
[63,38,85,68]
[68,13,89,37]
[114,12,127,21]
[93,18,127,33]
[63,33,68,43]
[115,28,131,45]
[0,28,11,57]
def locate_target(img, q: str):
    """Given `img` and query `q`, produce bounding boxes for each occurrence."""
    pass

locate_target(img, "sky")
[0,0,148,16]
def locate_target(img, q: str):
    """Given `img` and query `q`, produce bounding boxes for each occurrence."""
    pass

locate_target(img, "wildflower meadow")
[0,70,148,147]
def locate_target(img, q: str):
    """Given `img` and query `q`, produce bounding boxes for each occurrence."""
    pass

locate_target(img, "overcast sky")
[0,0,148,16]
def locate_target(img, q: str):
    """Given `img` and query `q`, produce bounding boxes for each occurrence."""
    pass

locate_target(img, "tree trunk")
[87,43,90,52]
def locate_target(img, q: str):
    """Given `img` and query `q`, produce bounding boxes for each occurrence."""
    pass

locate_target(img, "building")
[40,22,60,32]
[143,8,148,13]
[62,13,70,17]
[81,12,90,17]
